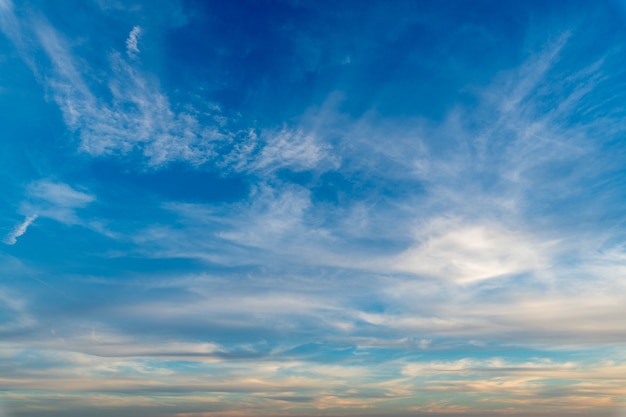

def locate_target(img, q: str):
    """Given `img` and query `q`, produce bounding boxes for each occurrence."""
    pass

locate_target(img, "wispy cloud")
[21,180,94,225]
[3,180,96,244]
[1,15,224,167]
[125,25,141,58]
[112,32,626,351]
[249,128,338,174]
[27,180,93,208]
[1,7,342,173]
[0,0,33,73]
[3,214,37,245]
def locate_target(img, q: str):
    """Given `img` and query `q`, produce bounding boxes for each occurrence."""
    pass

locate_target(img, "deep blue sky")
[2,1,626,416]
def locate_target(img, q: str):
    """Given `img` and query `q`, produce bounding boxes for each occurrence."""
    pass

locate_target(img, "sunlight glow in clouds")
[393,219,550,284]
[1,0,626,416]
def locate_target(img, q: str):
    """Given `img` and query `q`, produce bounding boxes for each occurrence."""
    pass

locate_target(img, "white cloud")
[152,182,344,269]
[17,180,94,226]
[26,19,223,166]
[3,10,344,173]
[3,7,626,417]
[98,34,626,352]
[3,214,37,245]
[125,25,141,58]
[218,183,313,246]
[392,218,551,284]
[28,180,94,208]
[249,128,337,174]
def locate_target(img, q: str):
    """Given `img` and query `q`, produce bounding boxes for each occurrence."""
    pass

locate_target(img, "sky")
[1,0,626,416]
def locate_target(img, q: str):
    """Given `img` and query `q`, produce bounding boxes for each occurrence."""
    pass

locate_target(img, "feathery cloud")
[3,214,37,245]
[2,180,96,243]
[7,17,224,167]
[125,25,141,58]
[250,128,337,174]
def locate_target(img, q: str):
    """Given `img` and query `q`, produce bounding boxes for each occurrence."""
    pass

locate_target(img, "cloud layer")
[2,1,626,416]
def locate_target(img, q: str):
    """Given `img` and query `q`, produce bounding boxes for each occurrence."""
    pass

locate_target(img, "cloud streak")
[125,25,141,58]
[3,214,37,245]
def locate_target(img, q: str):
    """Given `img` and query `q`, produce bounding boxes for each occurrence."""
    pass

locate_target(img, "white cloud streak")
[125,25,141,58]
[3,214,37,245]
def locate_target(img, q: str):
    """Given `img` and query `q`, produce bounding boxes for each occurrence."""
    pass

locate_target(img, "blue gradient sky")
[2,1,626,416]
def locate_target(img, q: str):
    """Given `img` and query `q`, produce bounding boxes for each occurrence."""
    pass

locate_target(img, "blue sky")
[2,0,626,416]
